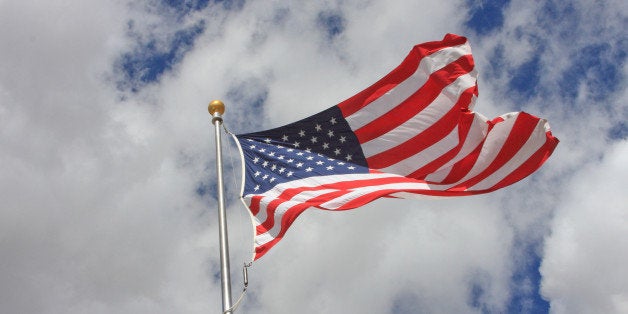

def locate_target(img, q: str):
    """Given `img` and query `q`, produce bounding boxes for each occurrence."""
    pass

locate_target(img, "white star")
[268,152,275,157]
[276,144,284,149]
[310,136,318,143]
[334,148,341,155]
[326,165,334,171]
[299,130,306,137]
[262,174,269,180]
[287,171,294,177]
[278,155,285,160]
[348,166,355,170]
[249,144,256,149]
[254,185,260,191]
[271,164,277,171]
[264,138,271,143]
[330,117,337,125]
[305,167,313,172]
[262,161,269,167]
[345,154,352,161]
[305,148,312,153]
[282,135,289,141]
[286,148,294,152]
[254,171,261,177]
[247,139,254,142]
[337,161,345,165]
[259,148,266,153]
[293,141,300,148]
[296,152,304,156]
[315,124,322,131]
[339,136,346,143]
[253,157,260,164]
[296,162,304,168]
[306,156,314,160]
[279,167,286,174]
[269,177,276,183]
[287,159,294,163]
[316,161,324,165]
[327,130,334,137]
[322,143,329,149]
[327,157,335,161]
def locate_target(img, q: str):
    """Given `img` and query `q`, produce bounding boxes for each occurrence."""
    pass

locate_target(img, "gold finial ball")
[208,100,225,116]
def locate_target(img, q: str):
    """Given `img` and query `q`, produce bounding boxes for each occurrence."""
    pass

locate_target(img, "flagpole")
[209,100,233,313]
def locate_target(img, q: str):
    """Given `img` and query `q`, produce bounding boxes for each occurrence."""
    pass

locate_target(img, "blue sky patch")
[508,54,541,100]
[391,291,424,314]
[163,0,210,16]
[465,0,510,35]
[225,78,268,132]
[608,121,628,140]
[507,240,550,313]
[485,44,506,80]
[559,43,625,101]
[317,11,346,40]
[467,271,494,313]
[116,21,205,92]
[212,0,245,11]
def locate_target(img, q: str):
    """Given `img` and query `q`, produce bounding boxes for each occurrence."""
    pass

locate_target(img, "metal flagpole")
[208,100,233,313]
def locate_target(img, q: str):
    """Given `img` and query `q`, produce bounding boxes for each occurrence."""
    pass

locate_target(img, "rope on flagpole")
[223,124,240,194]
[224,123,258,263]
[220,114,254,314]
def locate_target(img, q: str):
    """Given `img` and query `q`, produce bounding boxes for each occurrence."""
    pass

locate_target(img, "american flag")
[234,34,558,260]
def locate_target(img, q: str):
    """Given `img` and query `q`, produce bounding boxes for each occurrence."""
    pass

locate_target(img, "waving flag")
[234,34,558,260]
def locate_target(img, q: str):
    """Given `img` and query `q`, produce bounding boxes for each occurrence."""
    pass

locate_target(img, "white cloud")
[1,0,626,313]
[541,139,628,314]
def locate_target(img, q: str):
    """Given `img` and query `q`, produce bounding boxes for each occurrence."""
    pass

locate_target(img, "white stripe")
[345,43,472,130]
[439,112,519,188]
[250,173,403,246]
[360,72,477,157]
[380,127,460,176]
[424,111,487,183]
[468,119,547,191]
[254,188,339,246]
[255,176,436,243]
[251,197,270,225]
[254,189,337,226]
[255,199,298,244]
[244,172,402,200]
[255,232,274,247]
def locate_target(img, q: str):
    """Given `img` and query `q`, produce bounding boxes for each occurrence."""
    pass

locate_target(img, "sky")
[0,0,626,313]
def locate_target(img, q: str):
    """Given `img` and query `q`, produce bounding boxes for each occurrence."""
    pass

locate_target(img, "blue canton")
[237,106,369,195]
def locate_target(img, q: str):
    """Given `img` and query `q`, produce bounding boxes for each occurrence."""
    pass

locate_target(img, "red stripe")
[249,195,262,215]
[439,139,484,184]
[438,117,503,184]
[447,113,541,192]
[337,34,468,117]
[487,130,559,191]
[409,111,476,181]
[256,190,348,233]
[254,190,351,260]
[254,175,423,229]
[366,87,476,169]
[354,55,475,143]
